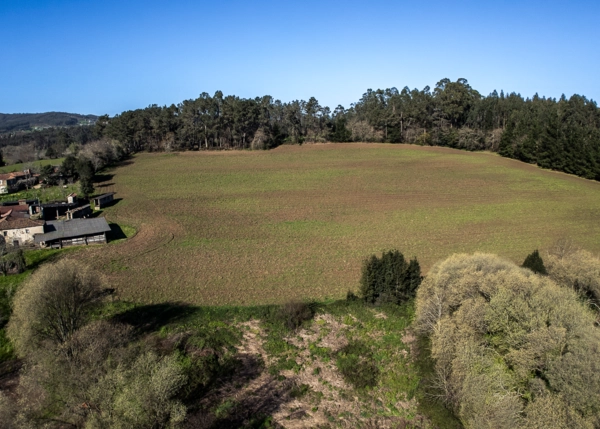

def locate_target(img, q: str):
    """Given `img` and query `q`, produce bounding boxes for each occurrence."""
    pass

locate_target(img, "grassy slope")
[0,182,78,204]
[72,143,600,306]
[0,158,64,174]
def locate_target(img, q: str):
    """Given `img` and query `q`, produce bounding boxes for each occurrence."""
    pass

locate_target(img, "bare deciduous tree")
[7,259,105,356]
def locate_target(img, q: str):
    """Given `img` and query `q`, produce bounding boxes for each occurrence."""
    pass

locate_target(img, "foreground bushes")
[415,253,600,429]
[1,260,240,429]
[546,246,600,308]
[7,259,104,356]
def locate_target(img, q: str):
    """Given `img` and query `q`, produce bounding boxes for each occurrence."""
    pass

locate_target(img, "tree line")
[3,78,600,181]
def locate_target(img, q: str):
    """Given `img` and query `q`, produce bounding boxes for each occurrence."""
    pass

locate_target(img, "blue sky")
[1,0,599,115]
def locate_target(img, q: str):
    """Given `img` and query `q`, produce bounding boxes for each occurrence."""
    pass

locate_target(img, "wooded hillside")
[0,112,97,134]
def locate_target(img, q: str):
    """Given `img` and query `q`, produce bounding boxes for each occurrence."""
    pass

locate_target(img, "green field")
[0,158,64,174]
[74,144,600,305]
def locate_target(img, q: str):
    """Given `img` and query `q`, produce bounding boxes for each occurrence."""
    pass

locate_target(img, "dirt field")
[73,143,600,305]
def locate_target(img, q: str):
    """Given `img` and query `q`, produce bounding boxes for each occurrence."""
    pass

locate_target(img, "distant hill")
[0,112,98,134]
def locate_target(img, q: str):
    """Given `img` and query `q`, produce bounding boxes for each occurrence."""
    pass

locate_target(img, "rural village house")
[0,212,45,245]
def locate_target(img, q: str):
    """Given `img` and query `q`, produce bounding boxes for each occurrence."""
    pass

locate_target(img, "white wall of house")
[1,225,45,244]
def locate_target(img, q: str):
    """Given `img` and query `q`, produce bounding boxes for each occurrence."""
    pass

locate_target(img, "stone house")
[0,213,45,245]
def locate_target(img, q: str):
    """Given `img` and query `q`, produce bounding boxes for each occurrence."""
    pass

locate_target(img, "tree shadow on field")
[112,302,197,336]
[93,173,114,183]
[112,158,134,168]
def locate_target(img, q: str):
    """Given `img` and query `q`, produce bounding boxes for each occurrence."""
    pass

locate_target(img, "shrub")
[278,300,314,330]
[0,391,16,429]
[522,249,547,275]
[336,341,379,389]
[7,259,105,356]
[415,253,600,428]
[546,247,600,307]
[14,321,188,429]
[359,250,422,305]
[86,351,187,429]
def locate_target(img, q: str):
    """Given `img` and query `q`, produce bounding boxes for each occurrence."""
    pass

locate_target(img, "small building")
[66,204,92,220]
[0,213,45,246]
[34,217,112,248]
[67,193,78,204]
[92,192,115,210]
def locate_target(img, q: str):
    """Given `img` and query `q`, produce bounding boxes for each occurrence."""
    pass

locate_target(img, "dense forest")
[3,78,600,180]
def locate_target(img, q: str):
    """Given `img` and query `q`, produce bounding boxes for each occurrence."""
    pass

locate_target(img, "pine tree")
[359,250,422,304]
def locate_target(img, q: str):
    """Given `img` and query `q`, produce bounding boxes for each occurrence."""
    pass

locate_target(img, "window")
[26,229,30,233]
[2,231,6,236]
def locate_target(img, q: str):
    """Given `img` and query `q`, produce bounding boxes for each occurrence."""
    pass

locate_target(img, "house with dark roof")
[34,218,112,248]
[0,213,45,245]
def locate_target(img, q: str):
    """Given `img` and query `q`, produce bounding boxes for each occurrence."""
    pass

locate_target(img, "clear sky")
[1,0,599,116]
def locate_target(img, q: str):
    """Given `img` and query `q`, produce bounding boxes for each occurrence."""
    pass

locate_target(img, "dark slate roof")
[38,202,79,209]
[94,192,115,200]
[34,218,111,243]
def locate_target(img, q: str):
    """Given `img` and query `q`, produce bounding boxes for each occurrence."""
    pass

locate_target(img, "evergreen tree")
[498,121,515,157]
[359,250,422,304]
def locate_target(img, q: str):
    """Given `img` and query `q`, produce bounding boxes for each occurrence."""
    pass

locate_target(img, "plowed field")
[74,144,600,305]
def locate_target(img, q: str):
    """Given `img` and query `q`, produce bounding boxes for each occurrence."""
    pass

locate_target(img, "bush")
[0,391,16,429]
[546,247,600,307]
[278,300,314,330]
[7,259,105,356]
[522,249,547,275]
[415,253,600,428]
[359,250,422,304]
[13,320,188,429]
[86,351,187,429]
[336,341,379,389]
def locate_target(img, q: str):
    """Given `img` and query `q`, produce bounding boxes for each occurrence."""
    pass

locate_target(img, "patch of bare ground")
[223,315,426,427]
[185,319,297,429]
[183,313,430,428]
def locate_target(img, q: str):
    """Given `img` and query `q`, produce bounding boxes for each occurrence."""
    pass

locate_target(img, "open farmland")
[74,143,600,305]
